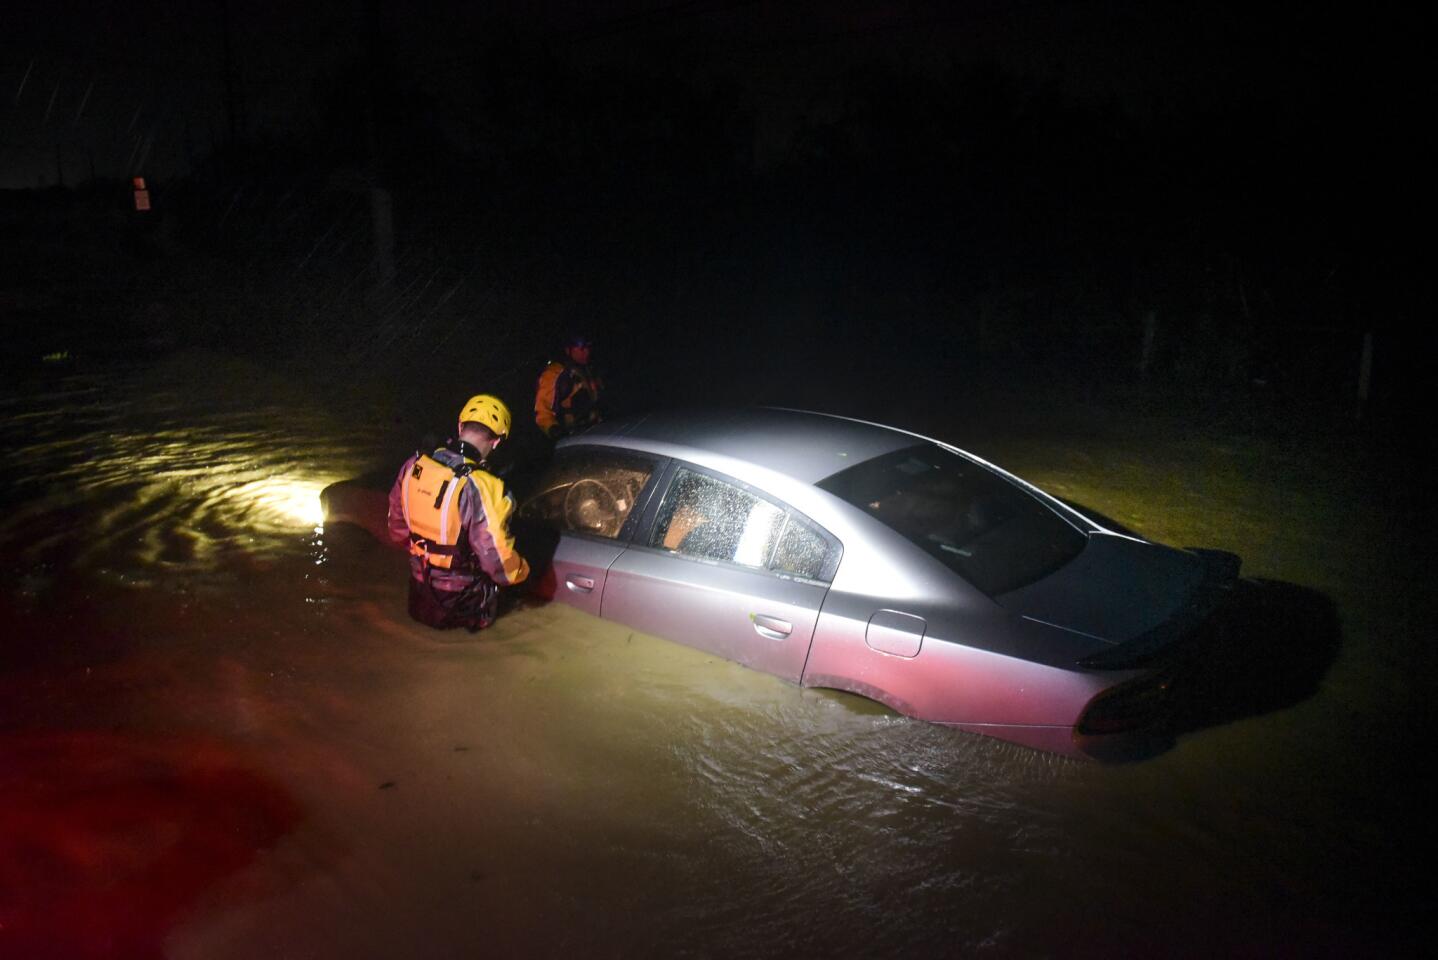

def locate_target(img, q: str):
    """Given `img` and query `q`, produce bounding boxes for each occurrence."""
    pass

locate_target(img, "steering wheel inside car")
[563,478,622,536]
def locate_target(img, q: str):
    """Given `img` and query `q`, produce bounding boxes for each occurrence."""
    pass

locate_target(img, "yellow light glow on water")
[232,478,327,527]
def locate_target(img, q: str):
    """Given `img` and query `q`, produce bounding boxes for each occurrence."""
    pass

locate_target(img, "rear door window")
[769,514,830,580]
[649,466,838,581]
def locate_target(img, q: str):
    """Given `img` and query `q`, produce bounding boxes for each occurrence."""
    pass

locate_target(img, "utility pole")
[219,0,239,145]
[365,0,396,292]
[1356,330,1373,421]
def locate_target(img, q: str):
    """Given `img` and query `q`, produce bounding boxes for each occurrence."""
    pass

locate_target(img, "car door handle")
[566,576,596,593]
[751,614,792,640]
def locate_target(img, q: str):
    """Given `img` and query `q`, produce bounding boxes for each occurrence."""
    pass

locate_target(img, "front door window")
[522,451,656,539]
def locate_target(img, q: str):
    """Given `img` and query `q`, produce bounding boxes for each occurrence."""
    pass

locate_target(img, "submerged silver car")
[520,408,1237,758]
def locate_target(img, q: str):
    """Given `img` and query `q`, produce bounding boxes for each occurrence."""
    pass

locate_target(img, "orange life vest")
[534,360,602,434]
[399,452,474,570]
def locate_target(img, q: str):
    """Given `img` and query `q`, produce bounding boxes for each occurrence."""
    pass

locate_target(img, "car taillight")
[1077,675,1173,735]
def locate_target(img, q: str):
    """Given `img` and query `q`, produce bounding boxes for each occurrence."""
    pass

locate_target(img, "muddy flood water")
[1,351,1427,959]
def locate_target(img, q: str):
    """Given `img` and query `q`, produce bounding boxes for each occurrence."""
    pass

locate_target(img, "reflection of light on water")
[228,478,327,528]
[0,364,371,578]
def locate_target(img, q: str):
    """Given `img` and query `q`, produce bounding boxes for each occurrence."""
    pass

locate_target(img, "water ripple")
[1,359,368,581]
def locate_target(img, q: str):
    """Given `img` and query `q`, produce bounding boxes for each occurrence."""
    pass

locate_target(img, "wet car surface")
[520,408,1239,757]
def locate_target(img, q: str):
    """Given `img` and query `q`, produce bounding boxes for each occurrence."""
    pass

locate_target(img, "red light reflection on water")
[0,731,300,959]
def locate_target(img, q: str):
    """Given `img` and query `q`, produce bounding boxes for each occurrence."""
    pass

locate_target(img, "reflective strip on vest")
[401,471,413,532]
[438,472,461,545]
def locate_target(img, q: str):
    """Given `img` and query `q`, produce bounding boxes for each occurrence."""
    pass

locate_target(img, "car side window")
[520,451,656,539]
[649,467,836,580]
[650,468,786,568]
[770,514,829,580]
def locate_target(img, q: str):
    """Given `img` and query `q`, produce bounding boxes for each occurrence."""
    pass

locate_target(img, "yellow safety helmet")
[458,393,512,438]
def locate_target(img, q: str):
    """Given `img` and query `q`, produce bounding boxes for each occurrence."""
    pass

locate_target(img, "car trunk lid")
[994,533,1219,661]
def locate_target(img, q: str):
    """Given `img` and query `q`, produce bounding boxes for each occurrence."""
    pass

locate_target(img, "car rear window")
[817,444,1086,596]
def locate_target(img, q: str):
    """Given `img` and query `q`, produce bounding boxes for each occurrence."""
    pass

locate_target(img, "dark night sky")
[3,0,1424,413]
[2,1,1420,188]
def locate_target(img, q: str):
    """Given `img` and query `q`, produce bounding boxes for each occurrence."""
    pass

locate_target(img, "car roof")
[569,407,921,485]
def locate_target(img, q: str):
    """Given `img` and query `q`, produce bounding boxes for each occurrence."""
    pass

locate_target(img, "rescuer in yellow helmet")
[534,333,605,440]
[386,393,530,631]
